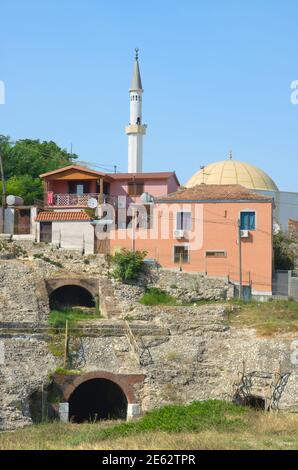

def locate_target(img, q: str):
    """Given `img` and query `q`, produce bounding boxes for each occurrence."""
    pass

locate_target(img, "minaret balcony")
[125,124,147,135]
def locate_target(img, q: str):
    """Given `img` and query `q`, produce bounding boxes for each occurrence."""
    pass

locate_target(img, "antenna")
[77,160,120,173]
[200,165,211,185]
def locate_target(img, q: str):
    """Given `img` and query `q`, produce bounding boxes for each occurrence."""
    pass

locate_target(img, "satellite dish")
[273,222,281,235]
[87,198,98,209]
[6,195,24,206]
[140,192,154,204]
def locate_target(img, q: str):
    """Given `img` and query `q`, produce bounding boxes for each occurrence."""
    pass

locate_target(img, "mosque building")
[185,153,298,232]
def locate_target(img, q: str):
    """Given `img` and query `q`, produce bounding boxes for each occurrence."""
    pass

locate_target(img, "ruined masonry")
[0,245,298,430]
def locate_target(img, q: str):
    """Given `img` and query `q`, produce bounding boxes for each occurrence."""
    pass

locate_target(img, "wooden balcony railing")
[47,192,100,207]
[46,192,124,208]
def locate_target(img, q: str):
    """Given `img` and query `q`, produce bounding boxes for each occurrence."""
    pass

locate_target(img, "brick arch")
[61,371,145,404]
[45,278,99,298]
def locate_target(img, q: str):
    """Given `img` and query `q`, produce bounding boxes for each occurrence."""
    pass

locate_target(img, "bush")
[108,249,147,283]
[273,233,295,270]
[140,287,178,306]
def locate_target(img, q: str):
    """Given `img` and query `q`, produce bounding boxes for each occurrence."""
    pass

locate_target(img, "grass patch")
[54,368,81,376]
[33,253,64,268]
[1,401,298,449]
[49,307,101,328]
[139,288,178,306]
[227,299,298,335]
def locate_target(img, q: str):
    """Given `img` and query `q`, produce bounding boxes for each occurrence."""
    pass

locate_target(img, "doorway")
[40,222,52,243]
[68,378,128,423]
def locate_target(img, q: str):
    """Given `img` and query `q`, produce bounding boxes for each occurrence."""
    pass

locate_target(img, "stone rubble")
[0,241,298,430]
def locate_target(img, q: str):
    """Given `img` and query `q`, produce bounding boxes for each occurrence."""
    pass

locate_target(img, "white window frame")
[239,209,257,231]
[173,244,190,264]
[176,211,192,231]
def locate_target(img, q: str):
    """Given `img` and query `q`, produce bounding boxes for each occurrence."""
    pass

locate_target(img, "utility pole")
[237,219,243,300]
[132,207,136,252]
[63,320,69,369]
[0,146,6,233]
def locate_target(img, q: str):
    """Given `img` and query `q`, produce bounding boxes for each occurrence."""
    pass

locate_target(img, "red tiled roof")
[40,165,107,178]
[36,211,91,222]
[157,184,273,202]
[289,219,298,228]
[40,165,179,185]
[108,171,179,184]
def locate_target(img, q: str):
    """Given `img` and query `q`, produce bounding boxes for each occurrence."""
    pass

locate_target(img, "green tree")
[273,232,295,270]
[0,175,43,205]
[0,135,78,204]
[1,137,77,179]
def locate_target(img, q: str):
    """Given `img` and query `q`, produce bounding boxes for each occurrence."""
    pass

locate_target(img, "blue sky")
[0,0,298,189]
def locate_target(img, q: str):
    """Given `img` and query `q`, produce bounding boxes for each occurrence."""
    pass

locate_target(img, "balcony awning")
[36,211,92,222]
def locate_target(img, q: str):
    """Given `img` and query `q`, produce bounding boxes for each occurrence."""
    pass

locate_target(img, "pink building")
[108,184,273,299]
[36,165,179,253]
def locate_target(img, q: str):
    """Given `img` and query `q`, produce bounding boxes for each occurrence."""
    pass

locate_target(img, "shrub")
[273,232,295,270]
[108,249,147,283]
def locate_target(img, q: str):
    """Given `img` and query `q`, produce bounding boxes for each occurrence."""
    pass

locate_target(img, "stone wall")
[110,269,234,314]
[0,334,56,430]
[153,269,234,302]
[0,260,49,324]
[1,243,298,431]
[1,305,298,430]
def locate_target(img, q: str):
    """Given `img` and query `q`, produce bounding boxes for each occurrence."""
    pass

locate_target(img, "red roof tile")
[157,184,273,202]
[108,171,179,183]
[36,211,91,222]
[40,165,107,178]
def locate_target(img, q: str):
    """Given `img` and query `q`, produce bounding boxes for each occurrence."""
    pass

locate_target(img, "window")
[174,245,189,264]
[240,211,256,230]
[128,182,144,196]
[205,251,227,258]
[140,204,153,229]
[68,182,89,194]
[176,212,192,230]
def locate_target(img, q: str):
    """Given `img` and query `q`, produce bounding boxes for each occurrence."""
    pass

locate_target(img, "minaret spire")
[126,49,146,173]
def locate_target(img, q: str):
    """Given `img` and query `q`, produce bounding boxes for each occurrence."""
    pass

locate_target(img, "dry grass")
[227,300,298,336]
[1,408,298,450]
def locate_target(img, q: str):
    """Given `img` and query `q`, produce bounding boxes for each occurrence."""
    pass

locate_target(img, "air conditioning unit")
[140,192,154,204]
[174,229,185,239]
[240,229,249,238]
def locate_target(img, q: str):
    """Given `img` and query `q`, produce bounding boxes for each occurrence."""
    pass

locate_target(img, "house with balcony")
[36,164,179,253]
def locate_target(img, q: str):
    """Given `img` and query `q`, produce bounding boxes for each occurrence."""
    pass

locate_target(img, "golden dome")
[186,159,278,191]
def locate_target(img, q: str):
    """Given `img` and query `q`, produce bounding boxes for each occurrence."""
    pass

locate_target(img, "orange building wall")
[108,200,273,295]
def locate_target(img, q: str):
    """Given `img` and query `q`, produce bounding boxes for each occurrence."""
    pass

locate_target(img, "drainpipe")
[0,149,6,233]
[238,219,243,300]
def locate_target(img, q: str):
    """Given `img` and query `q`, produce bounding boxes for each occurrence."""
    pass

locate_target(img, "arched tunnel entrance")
[49,285,95,309]
[69,379,128,423]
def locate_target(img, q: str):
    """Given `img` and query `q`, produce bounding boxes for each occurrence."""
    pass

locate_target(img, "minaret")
[126,48,146,173]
